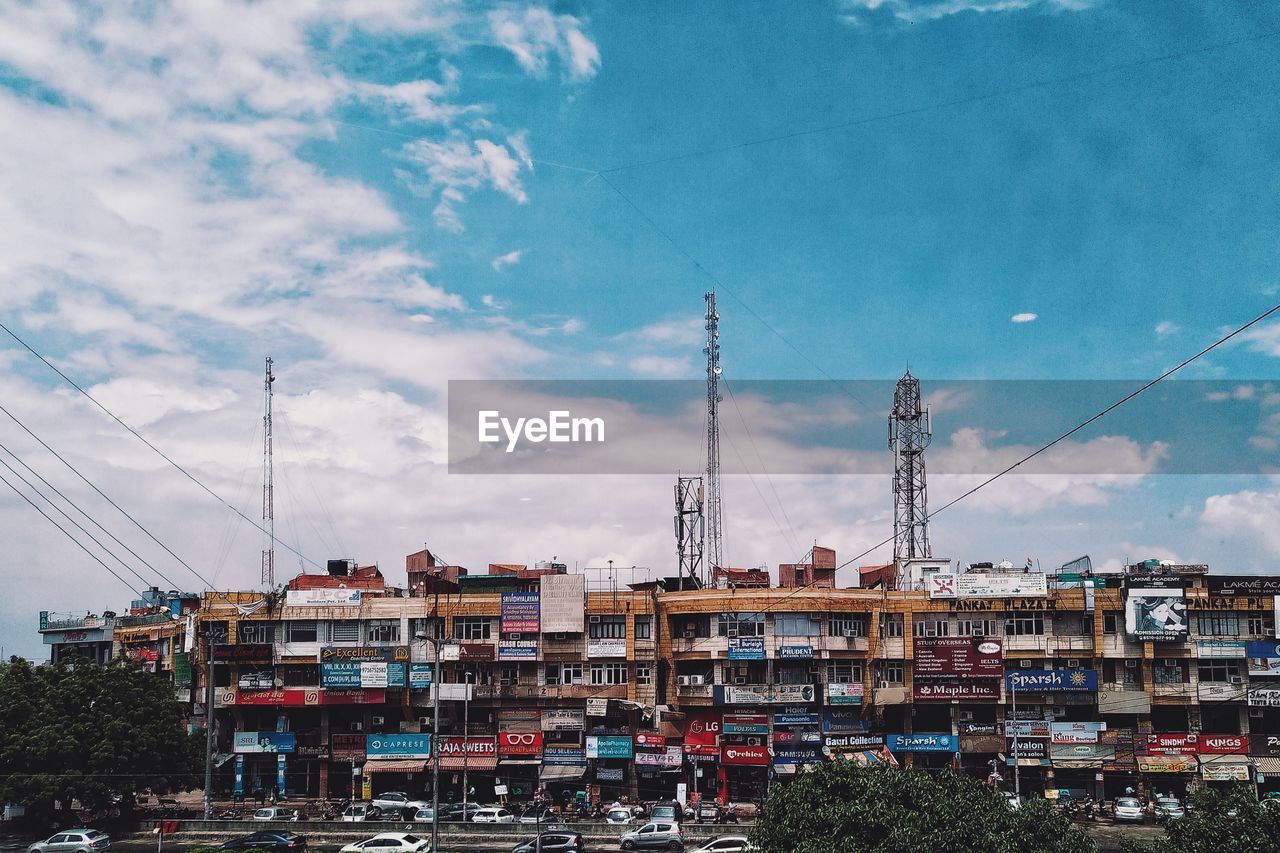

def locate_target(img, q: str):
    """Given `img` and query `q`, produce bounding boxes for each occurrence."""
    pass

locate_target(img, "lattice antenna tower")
[889,369,931,580]
[675,476,705,587]
[703,291,724,577]
[260,357,276,587]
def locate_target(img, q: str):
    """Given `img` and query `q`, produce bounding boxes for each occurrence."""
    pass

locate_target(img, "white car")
[26,830,111,853]
[689,836,752,853]
[252,807,293,821]
[471,807,516,823]
[339,833,432,853]
[371,792,430,815]
[605,808,634,824]
[1113,797,1145,823]
[1154,798,1185,820]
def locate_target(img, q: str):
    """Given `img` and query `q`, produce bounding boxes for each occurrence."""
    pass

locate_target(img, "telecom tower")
[674,476,704,586]
[703,291,724,574]
[260,357,276,587]
[889,369,931,578]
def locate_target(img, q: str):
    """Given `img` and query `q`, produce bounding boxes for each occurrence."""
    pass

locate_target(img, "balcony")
[676,684,714,701]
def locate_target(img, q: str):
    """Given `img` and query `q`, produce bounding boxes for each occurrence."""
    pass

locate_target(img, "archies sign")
[721,745,770,765]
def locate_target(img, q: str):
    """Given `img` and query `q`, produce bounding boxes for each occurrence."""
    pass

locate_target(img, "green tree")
[0,655,202,825]
[1121,784,1280,853]
[750,762,1096,853]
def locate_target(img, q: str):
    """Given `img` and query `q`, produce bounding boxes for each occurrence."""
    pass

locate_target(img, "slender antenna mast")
[889,369,931,583]
[703,291,724,577]
[260,357,276,588]
[675,476,705,587]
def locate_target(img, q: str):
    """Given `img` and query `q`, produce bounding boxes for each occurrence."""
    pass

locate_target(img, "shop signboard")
[1006,738,1048,760]
[587,639,627,658]
[595,767,624,782]
[1207,576,1280,596]
[586,736,633,759]
[1125,586,1188,642]
[1201,682,1249,702]
[498,732,544,756]
[285,588,361,606]
[438,737,497,759]
[320,646,410,663]
[1006,669,1098,692]
[1137,755,1196,773]
[368,734,432,759]
[238,671,276,690]
[542,709,586,731]
[1246,640,1280,676]
[773,747,822,764]
[458,643,495,662]
[822,710,868,732]
[1197,641,1247,658]
[778,645,813,659]
[887,734,957,752]
[825,683,864,706]
[927,572,1048,599]
[214,644,273,664]
[542,747,586,765]
[500,592,540,634]
[1198,735,1248,755]
[824,733,884,750]
[1249,734,1280,757]
[722,721,769,735]
[331,734,366,760]
[635,733,667,747]
[720,745,770,765]
[914,681,1001,701]
[498,641,538,660]
[774,711,820,726]
[1201,761,1251,781]
[634,747,683,768]
[1051,722,1106,744]
[1050,743,1116,761]
[234,731,296,753]
[727,637,765,660]
[684,744,720,760]
[718,684,816,705]
[1006,721,1051,738]
[1146,734,1197,755]
[409,664,432,688]
[540,574,585,633]
[913,637,1003,678]
[685,711,722,746]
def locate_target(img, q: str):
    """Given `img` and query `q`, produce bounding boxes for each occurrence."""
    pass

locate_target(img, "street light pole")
[416,633,457,853]
[203,631,216,820]
[1011,680,1021,800]
[463,672,473,814]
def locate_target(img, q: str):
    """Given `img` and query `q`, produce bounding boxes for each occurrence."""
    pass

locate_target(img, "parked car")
[1112,797,1145,823]
[472,807,516,823]
[341,804,377,822]
[371,793,430,817]
[519,804,555,824]
[619,821,684,851]
[688,836,751,853]
[648,804,681,823]
[440,802,483,822]
[606,808,634,825]
[696,802,721,823]
[219,831,307,851]
[26,829,111,853]
[1154,798,1186,820]
[338,832,431,853]
[410,807,435,822]
[511,832,586,852]
[253,807,294,821]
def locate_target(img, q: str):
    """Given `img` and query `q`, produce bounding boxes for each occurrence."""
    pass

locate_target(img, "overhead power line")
[0,320,323,575]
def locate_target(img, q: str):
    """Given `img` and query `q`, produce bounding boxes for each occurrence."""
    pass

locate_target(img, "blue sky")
[2,0,1280,657]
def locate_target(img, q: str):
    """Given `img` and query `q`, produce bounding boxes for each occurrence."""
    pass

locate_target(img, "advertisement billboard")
[539,574,585,633]
[913,637,1003,679]
[685,711,722,746]
[913,681,1001,701]
[825,683,864,705]
[500,592,540,634]
[1246,640,1280,676]
[233,731,296,753]
[887,734,957,752]
[367,734,432,759]
[1005,669,1099,692]
[1125,588,1188,642]
[1207,576,1280,596]
[727,637,766,660]
[285,588,362,606]
[586,736,633,759]
[927,572,1048,599]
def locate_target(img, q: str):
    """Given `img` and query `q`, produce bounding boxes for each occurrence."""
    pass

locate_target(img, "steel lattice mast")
[889,369,931,578]
[674,476,705,587]
[260,357,276,587]
[703,291,723,576]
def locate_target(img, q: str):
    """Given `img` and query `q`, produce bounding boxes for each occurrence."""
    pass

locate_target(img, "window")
[410,618,443,640]
[281,665,318,687]
[674,616,712,639]
[1103,612,1122,634]
[777,663,814,684]
[589,616,627,639]
[636,665,652,685]
[717,613,765,637]
[913,619,950,638]
[878,614,904,639]
[286,621,317,643]
[828,614,869,637]
[873,660,904,685]
[774,614,822,636]
[590,663,628,685]
[956,619,1000,637]
[1004,613,1045,636]
[1154,662,1186,684]
[330,620,359,643]
[366,619,401,644]
[499,665,520,684]
[454,617,493,641]
[1247,612,1276,636]
[1197,660,1242,682]
[238,622,276,644]
[545,663,583,686]
[1196,614,1240,637]
[634,616,652,640]
[827,661,863,684]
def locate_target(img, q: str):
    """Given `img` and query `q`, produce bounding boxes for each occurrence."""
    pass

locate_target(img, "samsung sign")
[1005,669,1098,692]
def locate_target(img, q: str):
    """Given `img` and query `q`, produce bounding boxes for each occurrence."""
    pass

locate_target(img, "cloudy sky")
[2,0,1280,658]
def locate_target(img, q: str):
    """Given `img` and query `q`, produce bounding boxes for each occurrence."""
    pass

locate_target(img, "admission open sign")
[912,637,1002,679]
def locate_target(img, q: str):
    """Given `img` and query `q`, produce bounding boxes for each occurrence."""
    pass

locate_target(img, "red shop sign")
[720,745,770,765]
[635,733,667,747]
[499,732,544,756]
[685,712,722,747]
[1198,735,1247,755]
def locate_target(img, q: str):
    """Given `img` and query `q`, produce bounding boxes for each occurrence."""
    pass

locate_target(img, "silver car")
[27,830,111,853]
[619,821,684,851]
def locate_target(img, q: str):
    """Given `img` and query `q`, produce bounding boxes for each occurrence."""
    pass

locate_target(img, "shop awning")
[1052,759,1104,770]
[1199,755,1252,780]
[1007,758,1051,767]
[438,755,498,771]
[1253,757,1280,774]
[1136,755,1196,773]
[539,765,587,781]
[364,759,428,773]
[499,759,542,766]
[773,764,797,775]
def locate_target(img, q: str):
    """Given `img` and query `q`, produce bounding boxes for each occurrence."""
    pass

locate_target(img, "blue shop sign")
[1005,669,1098,693]
[367,734,432,759]
[722,722,770,735]
[409,663,433,688]
[728,637,765,660]
[887,734,957,752]
[822,710,869,733]
[778,645,813,660]
[773,747,823,764]
[774,712,820,726]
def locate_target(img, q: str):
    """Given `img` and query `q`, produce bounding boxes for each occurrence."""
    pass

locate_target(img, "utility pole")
[889,369,931,586]
[203,630,216,819]
[703,291,723,579]
[261,356,276,588]
[462,672,473,813]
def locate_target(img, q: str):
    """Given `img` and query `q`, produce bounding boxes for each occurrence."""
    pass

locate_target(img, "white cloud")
[491,249,523,270]
[1155,320,1180,338]
[487,6,601,81]
[1011,312,1038,324]
[1238,321,1280,357]
[630,355,693,378]
[839,0,1097,23]
[404,135,530,231]
[1201,484,1280,556]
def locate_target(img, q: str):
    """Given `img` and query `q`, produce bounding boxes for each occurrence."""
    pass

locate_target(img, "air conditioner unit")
[1019,660,1033,669]
[746,736,762,746]
[1066,659,1081,668]
[683,631,696,640]
[733,677,748,685]
[677,675,692,686]
[1124,660,1138,668]
[418,716,431,727]
[878,680,891,689]
[1249,708,1264,718]
[1164,659,1179,667]
[727,628,739,639]
[589,616,602,624]
[500,679,513,686]
[959,711,975,722]
[372,715,385,726]
[349,722,364,732]
[688,675,706,686]
[842,629,859,639]
[1228,676,1245,684]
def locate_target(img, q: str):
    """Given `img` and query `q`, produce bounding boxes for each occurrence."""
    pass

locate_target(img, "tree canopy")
[1121,785,1280,853]
[749,761,1096,853]
[0,655,201,824]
